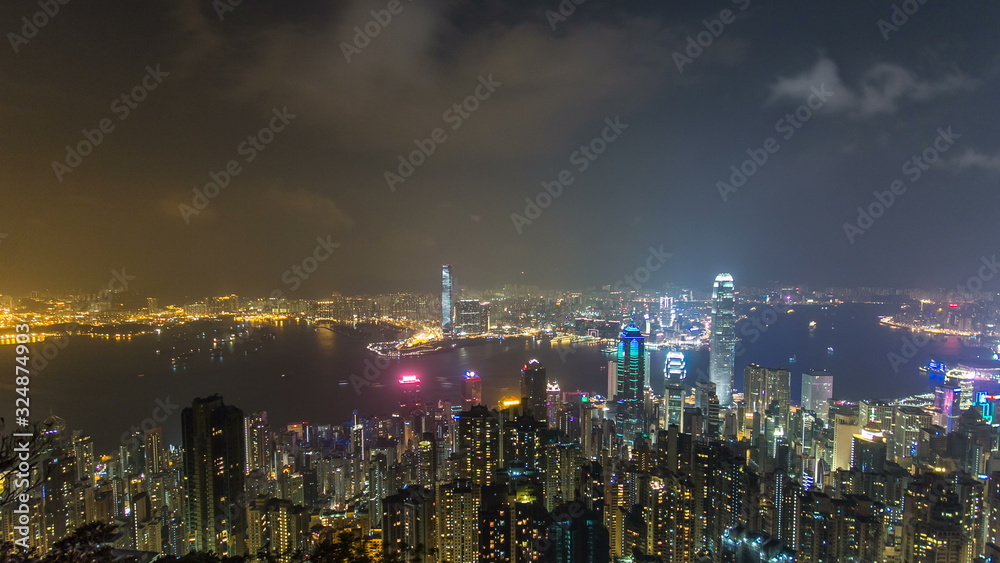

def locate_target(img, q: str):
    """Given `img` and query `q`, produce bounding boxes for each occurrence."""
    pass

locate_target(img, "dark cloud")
[0,0,998,298]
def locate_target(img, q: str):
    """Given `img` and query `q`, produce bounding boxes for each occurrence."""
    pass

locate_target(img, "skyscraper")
[710,273,736,406]
[181,395,246,556]
[664,351,686,429]
[615,321,646,442]
[244,411,271,477]
[399,374,422,412]
[463,370,483,409]
[442,264,453,335]
[521,360,548,422]
[801,371,834,423]
[456,405,499,485]
[456,299,490,335]
[744,364,791,432]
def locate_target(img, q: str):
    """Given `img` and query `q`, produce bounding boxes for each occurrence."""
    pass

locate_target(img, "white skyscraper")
[710,273,736,406]
[801,370,834,423]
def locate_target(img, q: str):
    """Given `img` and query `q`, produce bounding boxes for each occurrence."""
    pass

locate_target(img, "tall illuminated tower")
[399,375,422,412]
[664,351,686,428]
[442,264,454,335]
[801,370,834,423]
[710,273,736,406]
[615,321,646,442]
[521,360,548,422]
[462,371,482,409]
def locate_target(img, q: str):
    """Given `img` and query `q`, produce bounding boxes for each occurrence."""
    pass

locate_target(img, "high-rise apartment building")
[181,395,246,556]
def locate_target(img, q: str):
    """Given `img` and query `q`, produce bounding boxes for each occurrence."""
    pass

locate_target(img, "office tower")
[438,481,481,563]
[546,382,562,425]
[614,321,646,443]
[744,364,791,433]
[851,428,887,473]
[521,360,548,422]
[456,299,490,335]
[607,360,617,400]
[664,352,686,429]
[953,408,996,476]
[859,399,893,431]
[181,395,246,556]
[400,374,422,412]
[890,405,932,461]
[442,264,454,335]
[710,273,736,406]
[832,410,860,471]
[801,370,834,423]
[463,371,483,409]
[934,385,962,433]
[456,405,499,486]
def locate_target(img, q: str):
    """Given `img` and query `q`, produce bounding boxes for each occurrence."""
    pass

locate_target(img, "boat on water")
[827,347,835,355]
[789,355,797,363]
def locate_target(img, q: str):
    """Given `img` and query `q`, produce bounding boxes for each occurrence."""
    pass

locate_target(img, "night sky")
[1,1,997,299]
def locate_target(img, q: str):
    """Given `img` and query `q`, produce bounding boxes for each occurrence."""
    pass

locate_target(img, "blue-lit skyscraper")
[615,321,646,443]
[442,264,453,335]
[710,273,736,406]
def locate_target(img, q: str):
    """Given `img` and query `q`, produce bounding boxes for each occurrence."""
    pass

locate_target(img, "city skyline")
[3,1,999,561]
